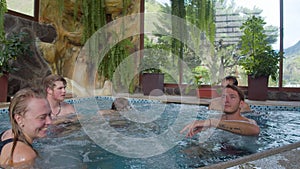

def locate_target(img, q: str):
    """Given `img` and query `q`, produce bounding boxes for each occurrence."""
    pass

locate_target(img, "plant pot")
[196,87,220,99]
[0,73,9,102]
[247,75,269,101]
[141,73,164,96]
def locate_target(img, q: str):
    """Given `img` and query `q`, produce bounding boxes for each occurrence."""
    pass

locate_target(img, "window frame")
[143,0,300,93]
[7,0,39,21]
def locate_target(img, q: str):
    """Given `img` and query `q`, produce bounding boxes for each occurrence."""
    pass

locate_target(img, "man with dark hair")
[224,75,238,86]
[181,85,260,136]
[209,76,251,112]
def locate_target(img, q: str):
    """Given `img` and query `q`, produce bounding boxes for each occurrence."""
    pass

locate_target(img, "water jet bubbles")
[73,12,218,158]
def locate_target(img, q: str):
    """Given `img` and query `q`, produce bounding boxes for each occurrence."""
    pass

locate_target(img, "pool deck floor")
[1,93,300,169]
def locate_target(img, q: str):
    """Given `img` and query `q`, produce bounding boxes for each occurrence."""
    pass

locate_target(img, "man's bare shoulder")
[241,102,252,113]
[61,102,75,114]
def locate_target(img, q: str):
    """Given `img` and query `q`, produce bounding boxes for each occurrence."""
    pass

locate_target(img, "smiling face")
[15,98,52,143]
[221,87,243,114]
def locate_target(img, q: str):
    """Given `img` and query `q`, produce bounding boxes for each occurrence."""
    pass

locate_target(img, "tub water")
[0,97,299,169]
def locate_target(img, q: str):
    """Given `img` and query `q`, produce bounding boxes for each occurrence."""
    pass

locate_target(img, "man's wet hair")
[224,76,239,86]
[224,76,238,86]
[224,84,245,101]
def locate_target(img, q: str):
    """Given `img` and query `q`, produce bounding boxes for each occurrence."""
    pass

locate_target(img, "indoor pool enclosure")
[0,96,299,169]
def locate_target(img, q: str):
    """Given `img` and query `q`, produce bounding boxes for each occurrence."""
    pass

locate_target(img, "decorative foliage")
[98,39,133,80]
[239,16,281,81]
[0,0,7,40]
[139,37,168,73]
[185,0,216,44]
[0,32,32,76]
[193,75,203,88]
[185,66,210,93]
[82,0,106,43]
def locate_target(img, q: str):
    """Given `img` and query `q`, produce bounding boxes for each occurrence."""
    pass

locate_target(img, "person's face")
[48,81,66,101]
[15,98,52,143]
[221,88,243,114]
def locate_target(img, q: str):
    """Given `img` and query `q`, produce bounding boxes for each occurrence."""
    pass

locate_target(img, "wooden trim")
[139,0,145,87]
[165,83,300,93]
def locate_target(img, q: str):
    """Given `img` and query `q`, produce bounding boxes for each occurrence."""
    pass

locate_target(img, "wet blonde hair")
[8,88,45,165]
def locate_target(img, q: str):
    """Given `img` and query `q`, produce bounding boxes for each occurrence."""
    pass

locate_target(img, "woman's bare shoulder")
[1,141,37,167]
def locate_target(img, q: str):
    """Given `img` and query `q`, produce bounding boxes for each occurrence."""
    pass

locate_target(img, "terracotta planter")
[0,73,9,102]
[196,87,220,99]
[141,73,164,96]
[248,75,269,101]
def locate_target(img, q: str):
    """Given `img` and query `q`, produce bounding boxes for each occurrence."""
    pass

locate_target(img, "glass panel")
[215,0,280,87]
[283,0,300,87]
[7,0,35,17]
[146,1,284,87]
[145,0,174,83]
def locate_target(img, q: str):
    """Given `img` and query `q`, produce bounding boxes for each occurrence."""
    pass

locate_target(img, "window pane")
[7,0,34,17]
[216,0,280,87]
[283,0,300,87]
[146,0,283,87]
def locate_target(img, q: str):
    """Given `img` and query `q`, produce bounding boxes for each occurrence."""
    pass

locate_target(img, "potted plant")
[0,32,32,102]
[139,54,165,96]
[139,37,171,96]
[186,66,220,98]
[238,16,281,101]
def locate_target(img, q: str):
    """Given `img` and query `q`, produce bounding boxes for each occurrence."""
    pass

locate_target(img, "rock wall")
[4,14,56,98]
[4,0,141,98]
[39,0,141,94]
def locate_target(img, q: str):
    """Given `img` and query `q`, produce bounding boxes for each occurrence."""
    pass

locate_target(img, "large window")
[6,0,38,21]
[218,0,280,87]
[144,0,299,90]
[282,0,300,87]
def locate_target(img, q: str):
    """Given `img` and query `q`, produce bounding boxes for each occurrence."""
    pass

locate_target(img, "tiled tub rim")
[0,96,163,114]
[199,141,300,169]
[1,96,300,114]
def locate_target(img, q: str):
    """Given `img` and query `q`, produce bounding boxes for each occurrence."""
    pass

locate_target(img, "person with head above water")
[0,88,52,168]
[181,85,260,137]
[209,76,251,113]
[43,74,75,121]
[98,97,132,127]
[99,97,132,115]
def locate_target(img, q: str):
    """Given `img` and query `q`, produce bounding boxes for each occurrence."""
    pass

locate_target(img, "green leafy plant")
[185,66,210,94]
[0,32,32,76]
[193,75,203,88]
[192,66,210,87]
[140,37,168,74]
[139,54,165,74]
[238,16,281,81]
